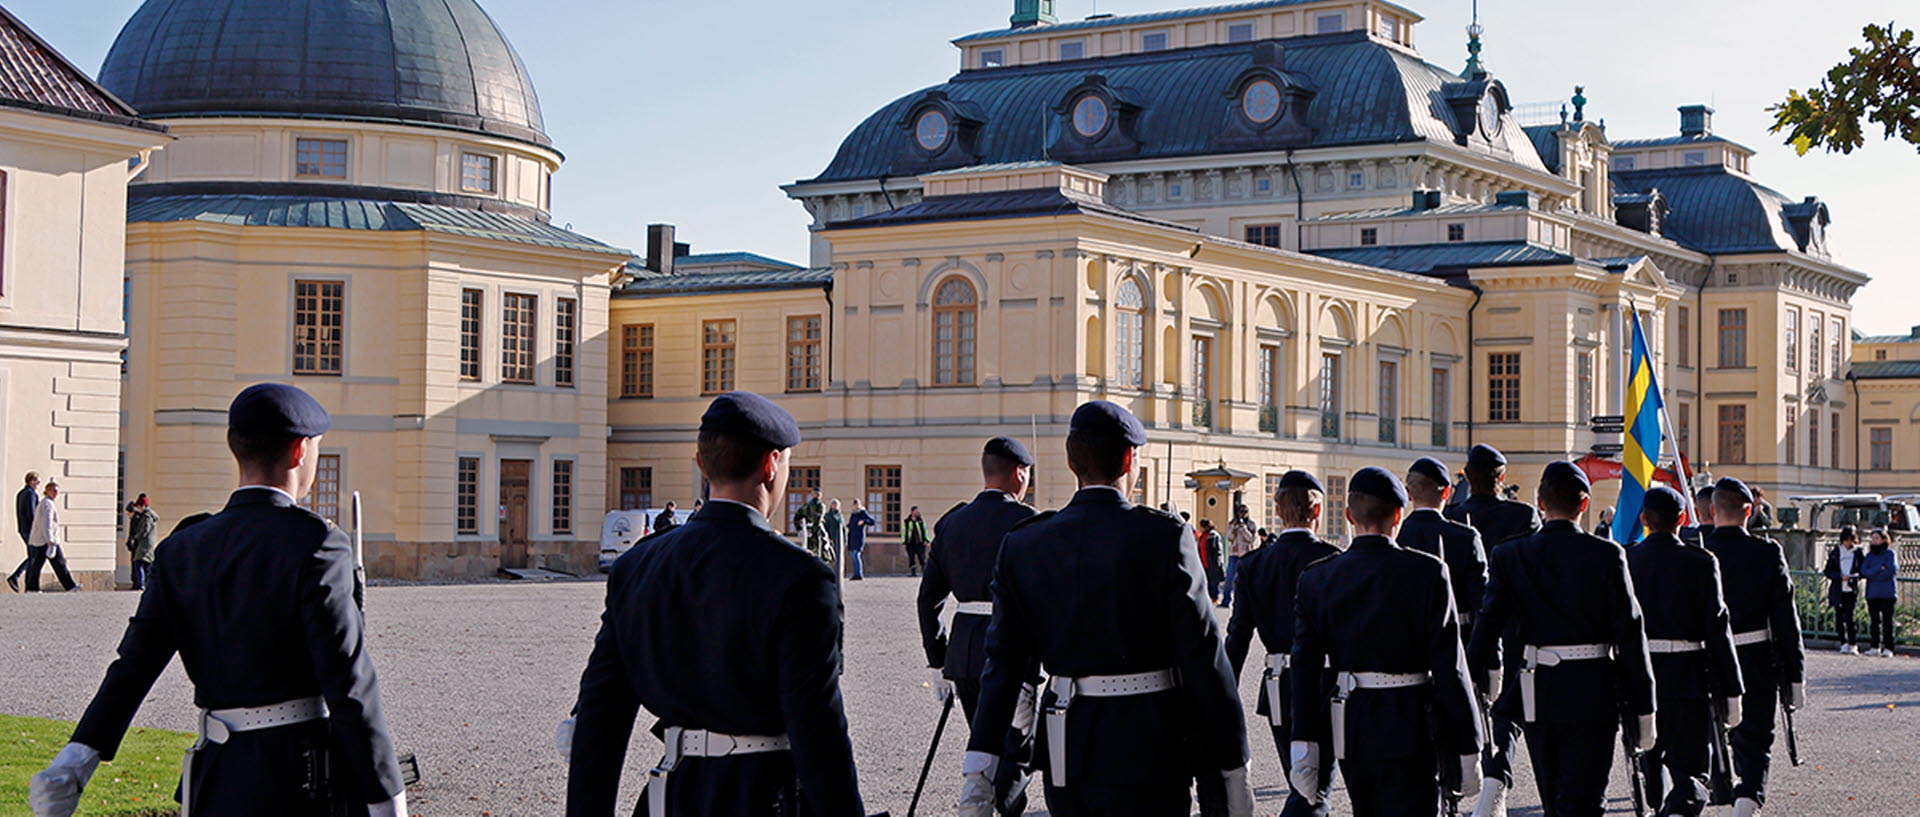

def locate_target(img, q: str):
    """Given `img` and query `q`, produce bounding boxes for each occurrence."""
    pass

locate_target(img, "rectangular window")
[461,153,497,193]
[1360,227,1378,246]
[1131,466,1148,507]
[459,289,482,381]
[785,466,822,534]
[1831,413,1842,469]
[1871,428,1893,471]
[1809,312,1823,379]
[1717,309,1747,368]
[1447,223,1465,242]
[1784,308,1799,371]
[622,324,654,398]
[1319,352,1342,438]
[1264,474,1283,531]
[1488,352,1521,422]
[1348,172,1365,188]
[1258,344,1280,407]
[1245,224,1284,248]
[1058,40,1085,60]
[501,293,536,383]
[866,465,902,534]
[980,49,1004,67]
[786,315,823,392]
[1677,402,1691,458]
[1315,12,1346,33]
[302,453,341,523]
[1378,359,1398,443]
[295,138,349,179]
[1325,475,1347,543]
[457,457,480,533]
[1141,31,1169,51]
[1785,409,1798,464]
[1831,319,1844,376]
[1684,150,1708,167]
[555,297,577,389]
[1577,352,1594,421]
[619,467,652,511]
[292,279,345,375]
[1431,367,1450,447]
[552,460,573,534]
[1376,14,1399,40]
[1227,22,1255,43]
[1718,404,1747,465]
[702,319,737,394]
[1677,306,1691,367]
[1808,411,1820,468]
[1193,335,1214,427]
[1614,156,1637,171]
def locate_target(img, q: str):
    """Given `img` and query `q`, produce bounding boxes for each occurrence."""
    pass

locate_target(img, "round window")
[1072,94,1110,139]
[1478,94,1503,140]
[915,109,950,152]
[1242,79,1282,125]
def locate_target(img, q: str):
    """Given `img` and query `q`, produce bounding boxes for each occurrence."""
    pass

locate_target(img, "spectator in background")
[1258,527,1277,550]
[845,500,875,580]
[824,499,844,564]
[7,471,39,592]
[25,480,76,592]
[1863,529,1900,657]
[1594,507,1616,540]
[125,495,159,591]
[1682,485,1717,545]
[1824,525,1865,654]
[1747,487,1776,531]
[653,500,680,535]
[1222,505,1257,607]
[902,506,929,577]
[797,488,827,557]
[1198,518,1226,605]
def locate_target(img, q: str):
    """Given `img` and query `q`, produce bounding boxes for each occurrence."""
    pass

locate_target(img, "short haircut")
[1199,518,1214,530]
[1711,487,1750,519]
[22,471,37,484]
[42,480,58,491]
[1274,485,1322,527]
[1346,492,1398,529]
[1641,499,1681,531]
[227,427,297,473]
[1064,433,1130,484]
[1405,470,1448,505]
[982,451,1025,481]
[1839,523,1858,543]
[1536,478,1588,516]
[696,429,774,484]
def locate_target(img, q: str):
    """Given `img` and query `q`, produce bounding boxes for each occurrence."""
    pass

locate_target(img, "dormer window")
[914,109,951,153]
[1361,228,1379,246]
[1140,31,1169,51]
[1448,223,1466,242]
[1377,15,1400,41]
[1315,12,1345,34]
[1683,150,1708,167]
[1059,40,1085,60]
[461,153,497,194]
[1613,155,1637,171]
[1227,22,1255,43]
[980,49,1005,68]
[1071,94,1111,140]
[295,138,348,179]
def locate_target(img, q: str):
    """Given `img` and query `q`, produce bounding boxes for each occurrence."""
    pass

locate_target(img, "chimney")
[1679,104,1714,139]
[1494,190,1537,209]
[1910,324,1920,339]
[1010,0,1057,28]
[1411,190,1442,211]
[646,224,676,275]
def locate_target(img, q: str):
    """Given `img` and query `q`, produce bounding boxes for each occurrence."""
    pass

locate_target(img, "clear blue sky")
[15,0,1918,335]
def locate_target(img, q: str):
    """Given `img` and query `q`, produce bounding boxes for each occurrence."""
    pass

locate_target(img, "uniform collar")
[1279,527,1315,537]
[1542,518,1579,531]
[977,489,1017,503]
[1348,534,1397,551]
[1640,531,1681,547]
[1409,506,1444,517]
[697,498,778,532]
[229,485,299,508]
[1070,486,1126,506]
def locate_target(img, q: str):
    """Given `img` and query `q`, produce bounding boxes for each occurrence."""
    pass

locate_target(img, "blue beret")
[1541,460,1592,494]
[229,383,330,438]
[984,436,1034,466]
[700,392,801,449]
[1069,400,1147,447]
[1467,443,1506,470]
[1714,477,1753,504]
[1348,466,1408,508]
[1407,457,1449,486]
[1642,485,1684,518]
[1276,469,1324,493]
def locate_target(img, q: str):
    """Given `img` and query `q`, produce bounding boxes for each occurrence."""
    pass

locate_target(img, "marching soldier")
[568,392,862,817]
[1467,461,1656,817]
[1624,486,1745,817]
[1702,478,1806,817]
[1681,485,1716,546]
[959,401,1252,817]
[1442,443,1539,817]
[1398,457,1488,647]
[31,383,407,817]
[1289,467,1483,817]
[1223,469,1340,817]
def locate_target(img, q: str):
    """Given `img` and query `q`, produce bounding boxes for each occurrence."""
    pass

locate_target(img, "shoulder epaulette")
[1009,510,1058,531]
[949,501,969,515]
[1131,504,1179,521]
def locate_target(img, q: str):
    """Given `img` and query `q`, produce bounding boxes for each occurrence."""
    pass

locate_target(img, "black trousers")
[1832,594,1858,645]
[1267,723,1334,817]
[636,753,802,817]
[1522,719,1616,817]
[1729,674,1778,805]
[905,544,926,574]
[1482,711,1523,787]
[186,723,373,817]
[1338,756,1438,817]
[22,545,75,591]
[1042,781,1190,817]
[1868,598,1897,651]
[1639,698,1712,817]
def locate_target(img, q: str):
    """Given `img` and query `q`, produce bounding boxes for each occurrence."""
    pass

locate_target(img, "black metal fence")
[1790,570,1918,646]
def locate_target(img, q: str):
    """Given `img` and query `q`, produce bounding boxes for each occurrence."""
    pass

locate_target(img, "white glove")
[1222,766,1254,817]
[29,742,101,817]
[1012,682,1037,733]
[1287,740,1323,804]
[1786,683,1806,711]
[1633,713,1657,754]
[555,716,576,762]
[931,669,955,704]
[366,791,409,817]
[1723,696,1743,729]
[958,751,999,817]
[1458,755,1482,798]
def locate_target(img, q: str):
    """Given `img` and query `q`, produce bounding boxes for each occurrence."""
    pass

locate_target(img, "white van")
[599,509,691,571]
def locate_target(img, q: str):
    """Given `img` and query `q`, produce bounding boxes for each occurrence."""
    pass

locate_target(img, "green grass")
[0,714,192,817]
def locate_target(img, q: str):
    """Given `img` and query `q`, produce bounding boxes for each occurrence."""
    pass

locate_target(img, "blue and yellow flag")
[1612,310,1665,544]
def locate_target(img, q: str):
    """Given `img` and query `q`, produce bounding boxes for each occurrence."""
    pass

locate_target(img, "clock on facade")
[1478,93,1503,140]
[915,109,950,152]
[1072,94,1110,139]
[1242,78,1282,126]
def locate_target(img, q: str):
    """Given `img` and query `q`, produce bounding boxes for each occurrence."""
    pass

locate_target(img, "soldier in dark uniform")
[958,401,1251,817]
[1289,467,1483,817]
[1679,485,1715,546]
[31,383,406,817]
[1702,478,1806,817]
[1223,469,1340,817]
[1398,457,1488,648]
[1441,443,1539,817]
[1467,461,1656,817]
[568,392,862,817]
[1624,486,1744,817]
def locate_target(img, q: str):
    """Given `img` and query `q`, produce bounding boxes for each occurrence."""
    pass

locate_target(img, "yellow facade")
[1849,329,1920,493]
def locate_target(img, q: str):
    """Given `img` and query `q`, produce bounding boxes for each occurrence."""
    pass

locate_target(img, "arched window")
[933,277,978,386]
[1115,278,1145,387]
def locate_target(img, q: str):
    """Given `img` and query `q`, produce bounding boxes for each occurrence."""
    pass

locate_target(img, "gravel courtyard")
[4,575,1916,815]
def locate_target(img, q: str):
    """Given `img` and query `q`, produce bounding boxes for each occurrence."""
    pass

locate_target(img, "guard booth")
[1186,466,1256,533]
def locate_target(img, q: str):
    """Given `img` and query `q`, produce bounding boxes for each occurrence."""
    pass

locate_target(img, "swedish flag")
[1612,310,1665,544]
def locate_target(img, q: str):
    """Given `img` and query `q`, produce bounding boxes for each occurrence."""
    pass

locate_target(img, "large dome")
[99,0,549,147]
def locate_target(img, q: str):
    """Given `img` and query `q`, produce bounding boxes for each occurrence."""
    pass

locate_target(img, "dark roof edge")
[131,181,550,221]
[615,274,834,299]
[138,109,557,154]
[0,95,167,133]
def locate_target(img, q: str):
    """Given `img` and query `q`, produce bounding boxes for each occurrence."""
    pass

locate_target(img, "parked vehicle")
[599,509,691,571]
[1785,494,1920,533]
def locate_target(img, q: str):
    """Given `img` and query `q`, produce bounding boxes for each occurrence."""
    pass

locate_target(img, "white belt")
[1044,669,1177,787]
[1647,639,1707,654]
[1731,628,1770,647]
[649,726,791,817]
[1520,643,1613,723]
[182,697,328,817]
[1331,671,1429,759]
[955,600,993,616]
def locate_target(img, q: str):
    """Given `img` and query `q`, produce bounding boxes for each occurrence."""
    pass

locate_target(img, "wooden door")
[500,459,531,569]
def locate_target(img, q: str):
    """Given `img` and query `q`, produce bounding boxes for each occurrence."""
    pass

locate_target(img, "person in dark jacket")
[125,496,159,591]
[1822,525,1864,654]
[652,501,680,535]
[1224,469,1341,817]
[1468,461,1656,817]
[1398,457,1488,649]
[568,392,863,817]
[1199,518,1227,604]
[1702,477,1806,817]
[958,401,1252,817]
[902,507,929,576]
[1863,528,1900,657]
[845,500,876,581]
[1290,467,1483,817]
[31,383,406,817]
[1626,486,1745,817]
[1680,485,1716,546]
[7,470,39,592]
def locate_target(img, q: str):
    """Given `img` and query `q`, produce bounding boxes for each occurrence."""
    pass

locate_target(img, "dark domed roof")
[99,0,548,147]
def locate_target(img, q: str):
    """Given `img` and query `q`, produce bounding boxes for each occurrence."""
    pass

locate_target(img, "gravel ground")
[4,576,1916,815]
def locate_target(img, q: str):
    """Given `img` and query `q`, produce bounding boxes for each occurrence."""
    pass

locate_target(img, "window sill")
[618,395,655,400]
[785,388,824,394]
[292,371,344,377]
[1710,367,1757,373]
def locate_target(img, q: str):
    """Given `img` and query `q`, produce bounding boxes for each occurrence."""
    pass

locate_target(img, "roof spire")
[1572,86,1587,123]
[1462,0,1487,79]
[1011,0,1057,28]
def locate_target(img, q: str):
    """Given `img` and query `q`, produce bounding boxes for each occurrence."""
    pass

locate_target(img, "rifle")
[1780,684,1802,767]
[352,493,422,787]
[1620,708,1649,817]
[1707,695,1735,805]
[907,694,953,817]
